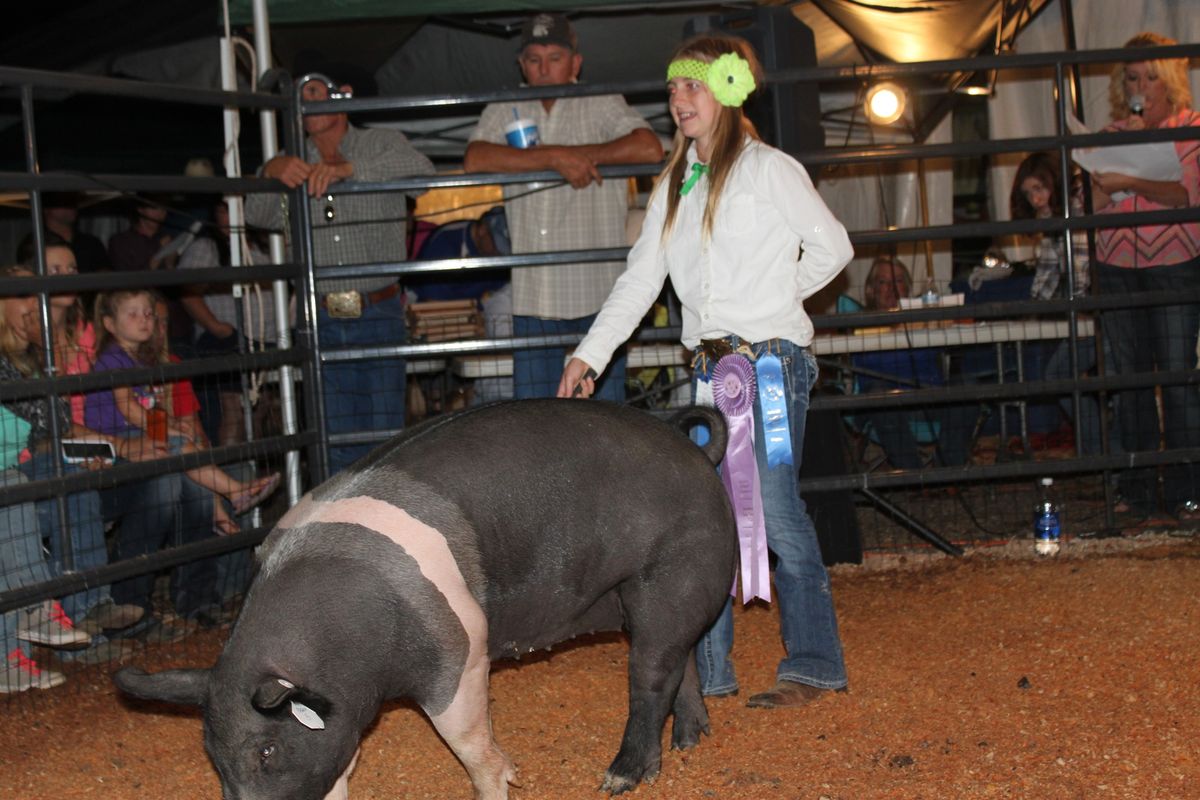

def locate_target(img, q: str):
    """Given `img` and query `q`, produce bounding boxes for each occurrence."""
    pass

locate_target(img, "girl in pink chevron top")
[1089,31,1200,521]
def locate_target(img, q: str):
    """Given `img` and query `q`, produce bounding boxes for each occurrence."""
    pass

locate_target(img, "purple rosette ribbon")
[712,354,771,604]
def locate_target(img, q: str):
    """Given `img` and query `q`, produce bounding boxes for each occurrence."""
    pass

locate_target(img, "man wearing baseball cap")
[464,12,663,402]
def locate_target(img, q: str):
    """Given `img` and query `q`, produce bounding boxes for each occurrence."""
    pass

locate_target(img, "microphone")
[1129,93,1145,117]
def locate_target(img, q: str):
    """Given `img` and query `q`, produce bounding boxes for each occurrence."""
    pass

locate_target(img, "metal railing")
[3,39,1200,616]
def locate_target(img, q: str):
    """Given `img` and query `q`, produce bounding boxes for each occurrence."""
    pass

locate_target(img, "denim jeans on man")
[19,454,113,621]
[1096,260,1200,514]
[691,337,847,695]
[513,315,627,402]
[318,294,407,476]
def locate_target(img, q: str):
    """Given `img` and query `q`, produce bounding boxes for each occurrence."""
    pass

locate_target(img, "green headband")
[666,53,756,107]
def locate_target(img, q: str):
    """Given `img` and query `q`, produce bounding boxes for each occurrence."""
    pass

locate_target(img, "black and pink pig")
[116,399,736,799]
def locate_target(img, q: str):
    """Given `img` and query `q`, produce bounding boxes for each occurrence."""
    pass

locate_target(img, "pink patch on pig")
[281,495,515,799]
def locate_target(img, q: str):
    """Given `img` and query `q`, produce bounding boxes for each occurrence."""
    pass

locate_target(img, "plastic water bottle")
[1033,477,1061,556]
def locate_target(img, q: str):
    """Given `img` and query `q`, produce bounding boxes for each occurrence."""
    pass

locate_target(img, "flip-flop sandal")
[232,473,281,516]
[214,516,241,536]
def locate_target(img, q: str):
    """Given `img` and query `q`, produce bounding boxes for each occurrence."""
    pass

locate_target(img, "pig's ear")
[114,667,209,706]
[253,677,330,730]
[252,676,297,710]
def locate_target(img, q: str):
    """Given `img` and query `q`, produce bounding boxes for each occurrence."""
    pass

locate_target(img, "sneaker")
[1,649,67,693]
[121,616,190,646]
[17,600,92,649]
[79,599,146,635]
[60,637,137,666]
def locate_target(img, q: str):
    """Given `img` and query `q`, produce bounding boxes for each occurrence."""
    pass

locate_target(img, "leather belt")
[319,282,401,316]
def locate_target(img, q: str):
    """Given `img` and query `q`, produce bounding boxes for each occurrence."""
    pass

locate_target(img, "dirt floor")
[2,532,1197,800]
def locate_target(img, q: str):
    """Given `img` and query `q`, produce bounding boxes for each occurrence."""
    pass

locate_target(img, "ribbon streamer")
[679,162,708,196]
[755,354,793,469]
[712,354,771,604]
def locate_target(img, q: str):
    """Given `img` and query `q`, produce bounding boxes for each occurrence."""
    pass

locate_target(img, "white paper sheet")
[1067,113,1182,199]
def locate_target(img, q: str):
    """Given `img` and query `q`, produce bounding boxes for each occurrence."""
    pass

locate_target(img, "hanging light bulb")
[865,82,906,126]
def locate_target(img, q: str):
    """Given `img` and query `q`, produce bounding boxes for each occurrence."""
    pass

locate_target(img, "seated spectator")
[1010,152,1119,459]
[42,192,110,276]
[852,255,977,470]
[0,265,145,642]
[411,206,514,408]
[2,459,87,692]
[412,205,512,302]
[86,288,280,526]
[152,294,255,616]
[5,259,233,639]
[150,293,242,536]
[108,195,192,352]
[179,198,283,446]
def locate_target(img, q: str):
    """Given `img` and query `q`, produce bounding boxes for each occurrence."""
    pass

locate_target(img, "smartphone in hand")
[61,439,116,464]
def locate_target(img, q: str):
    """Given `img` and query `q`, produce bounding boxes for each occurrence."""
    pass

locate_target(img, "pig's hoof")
[670,698,711,751]
[670,717,710,751]
[600,757,660,795]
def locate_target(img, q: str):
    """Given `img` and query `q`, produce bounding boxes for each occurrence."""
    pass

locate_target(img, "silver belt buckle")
[325,290,363,319]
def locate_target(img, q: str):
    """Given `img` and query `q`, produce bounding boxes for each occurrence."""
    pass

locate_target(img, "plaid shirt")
[470,94,651,319]
[244,125,435,294]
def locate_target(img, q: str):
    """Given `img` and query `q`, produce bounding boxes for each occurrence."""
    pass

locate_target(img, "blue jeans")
[1,469,52,660]
[1096,261,1200,513]
[20,453,112,621]
[318,293,407,476]
[513,315,627,402]
[1041,333,1121,458]
[105,471,219,619]
[691,337,848,694]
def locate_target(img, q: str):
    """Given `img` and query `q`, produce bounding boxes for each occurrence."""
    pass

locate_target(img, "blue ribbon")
[755,353,793,469]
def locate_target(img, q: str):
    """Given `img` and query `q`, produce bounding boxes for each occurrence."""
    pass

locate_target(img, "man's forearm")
[464,141,562,174]
[464,130,663,174]
[575,129,664,167]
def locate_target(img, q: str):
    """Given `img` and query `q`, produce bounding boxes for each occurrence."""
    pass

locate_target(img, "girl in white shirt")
[558,35,852,707]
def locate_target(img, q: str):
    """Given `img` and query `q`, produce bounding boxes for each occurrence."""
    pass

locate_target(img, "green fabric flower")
[707,53,756,107]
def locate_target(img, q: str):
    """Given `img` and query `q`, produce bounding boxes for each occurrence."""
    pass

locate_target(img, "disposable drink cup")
[505,119,539,149]
[147,407,168,443]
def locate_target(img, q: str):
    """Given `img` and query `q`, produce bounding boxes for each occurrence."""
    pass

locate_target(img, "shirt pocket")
[718,194,756,238]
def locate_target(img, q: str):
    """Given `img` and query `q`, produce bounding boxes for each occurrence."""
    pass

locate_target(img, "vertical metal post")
[20,83,73,571]
[995,343,1009,457]
[285,80,330,484]
[1061,0,1115,527]
[251,0,305,505]
[1053,60,1083,456]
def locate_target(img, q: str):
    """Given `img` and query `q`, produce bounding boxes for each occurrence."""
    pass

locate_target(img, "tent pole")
[252,0,304,506]
[916,158,936,293]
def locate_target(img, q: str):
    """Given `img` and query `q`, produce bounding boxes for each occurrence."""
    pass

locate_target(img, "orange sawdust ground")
[2,534,1197,799]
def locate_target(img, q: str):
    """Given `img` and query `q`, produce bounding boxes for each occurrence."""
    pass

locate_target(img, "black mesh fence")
[4,42,1200,700]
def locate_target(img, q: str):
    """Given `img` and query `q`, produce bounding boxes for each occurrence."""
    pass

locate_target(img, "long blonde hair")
[659,34,763,242]
[0,264,41,377]
[1108,32,1193,121]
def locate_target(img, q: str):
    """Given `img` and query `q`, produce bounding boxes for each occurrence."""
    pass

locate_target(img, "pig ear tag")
[290,700,326,730]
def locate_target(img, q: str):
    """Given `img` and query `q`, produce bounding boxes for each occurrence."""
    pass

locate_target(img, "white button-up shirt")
[574,138,853,375]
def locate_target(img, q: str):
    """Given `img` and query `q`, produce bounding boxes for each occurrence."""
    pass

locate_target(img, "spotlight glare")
[865,82,906,126]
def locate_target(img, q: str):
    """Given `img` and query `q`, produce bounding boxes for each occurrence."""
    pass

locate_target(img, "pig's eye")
[259,744,276,762]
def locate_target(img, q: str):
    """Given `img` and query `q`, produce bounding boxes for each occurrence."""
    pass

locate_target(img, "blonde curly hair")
[1107,32,1193,121]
